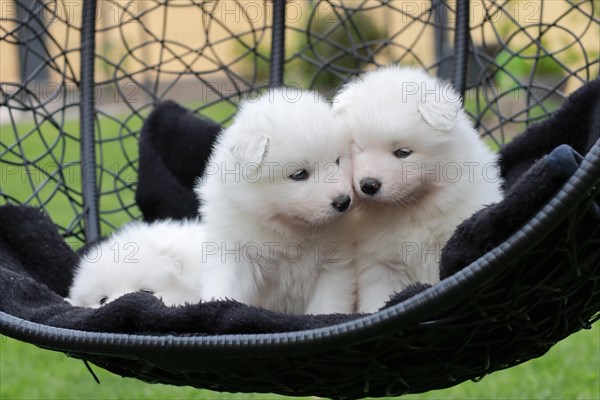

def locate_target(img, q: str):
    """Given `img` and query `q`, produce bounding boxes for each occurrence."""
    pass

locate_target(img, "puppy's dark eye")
[99,296,108,306]
[289,169,309,181]
[393,148,413,158]
[335,157,340,165]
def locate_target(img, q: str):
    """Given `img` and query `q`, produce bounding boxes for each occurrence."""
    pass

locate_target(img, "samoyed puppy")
[68,219,206,308]
[333,66,503,313]
[195,88,356,315]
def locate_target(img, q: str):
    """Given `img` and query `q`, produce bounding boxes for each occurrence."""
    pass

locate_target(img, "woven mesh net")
[1,0,599,243]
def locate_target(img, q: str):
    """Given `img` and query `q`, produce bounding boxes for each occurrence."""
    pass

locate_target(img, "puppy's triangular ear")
[417,89,461,132]
[230,135,270,166]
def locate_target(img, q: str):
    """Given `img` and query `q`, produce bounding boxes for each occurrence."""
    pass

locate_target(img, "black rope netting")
[1,0,598,241]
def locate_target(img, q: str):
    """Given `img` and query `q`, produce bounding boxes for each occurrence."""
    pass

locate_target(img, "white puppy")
[334,66,503,313]
[195,88,356,315]
[68,219,206,308]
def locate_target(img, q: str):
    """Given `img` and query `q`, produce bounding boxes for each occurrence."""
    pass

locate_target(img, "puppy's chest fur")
[256,255,316,315]
[356,209,458,284]
[254,240,348,314]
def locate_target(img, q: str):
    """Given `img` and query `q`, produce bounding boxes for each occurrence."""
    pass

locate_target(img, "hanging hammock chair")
[1,1,599,399]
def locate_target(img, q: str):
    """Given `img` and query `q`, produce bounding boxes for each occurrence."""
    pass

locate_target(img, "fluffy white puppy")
[68,220,206,308]
[195,88,356,315]
[334,66,503,313]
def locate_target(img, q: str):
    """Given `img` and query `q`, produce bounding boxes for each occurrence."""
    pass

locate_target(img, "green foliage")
[493,47,565,90]
[233,7,383,94]
[231,35,271,85]
[299,10,383,92]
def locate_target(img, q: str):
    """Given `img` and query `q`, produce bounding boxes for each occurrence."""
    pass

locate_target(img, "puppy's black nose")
[332,194,351,212]
[360,178,381,195]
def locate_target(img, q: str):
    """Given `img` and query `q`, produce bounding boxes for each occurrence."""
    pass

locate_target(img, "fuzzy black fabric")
[136,100,221,222]
[0,206,77,297]
[440,144,584,279]
[0,80,598,335]
[383,283,432,308]
[499,78,600,188]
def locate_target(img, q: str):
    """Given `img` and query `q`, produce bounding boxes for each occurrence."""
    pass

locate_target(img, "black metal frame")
[80,0,99,241]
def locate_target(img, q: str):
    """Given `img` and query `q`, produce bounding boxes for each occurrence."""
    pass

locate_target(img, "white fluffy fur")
[195,88,356,315]
[68,219,206,308]
[334,66,504,313]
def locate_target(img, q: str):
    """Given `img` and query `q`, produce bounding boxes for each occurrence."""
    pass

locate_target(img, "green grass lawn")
[1,323,598,400]
[1,105,599,399]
